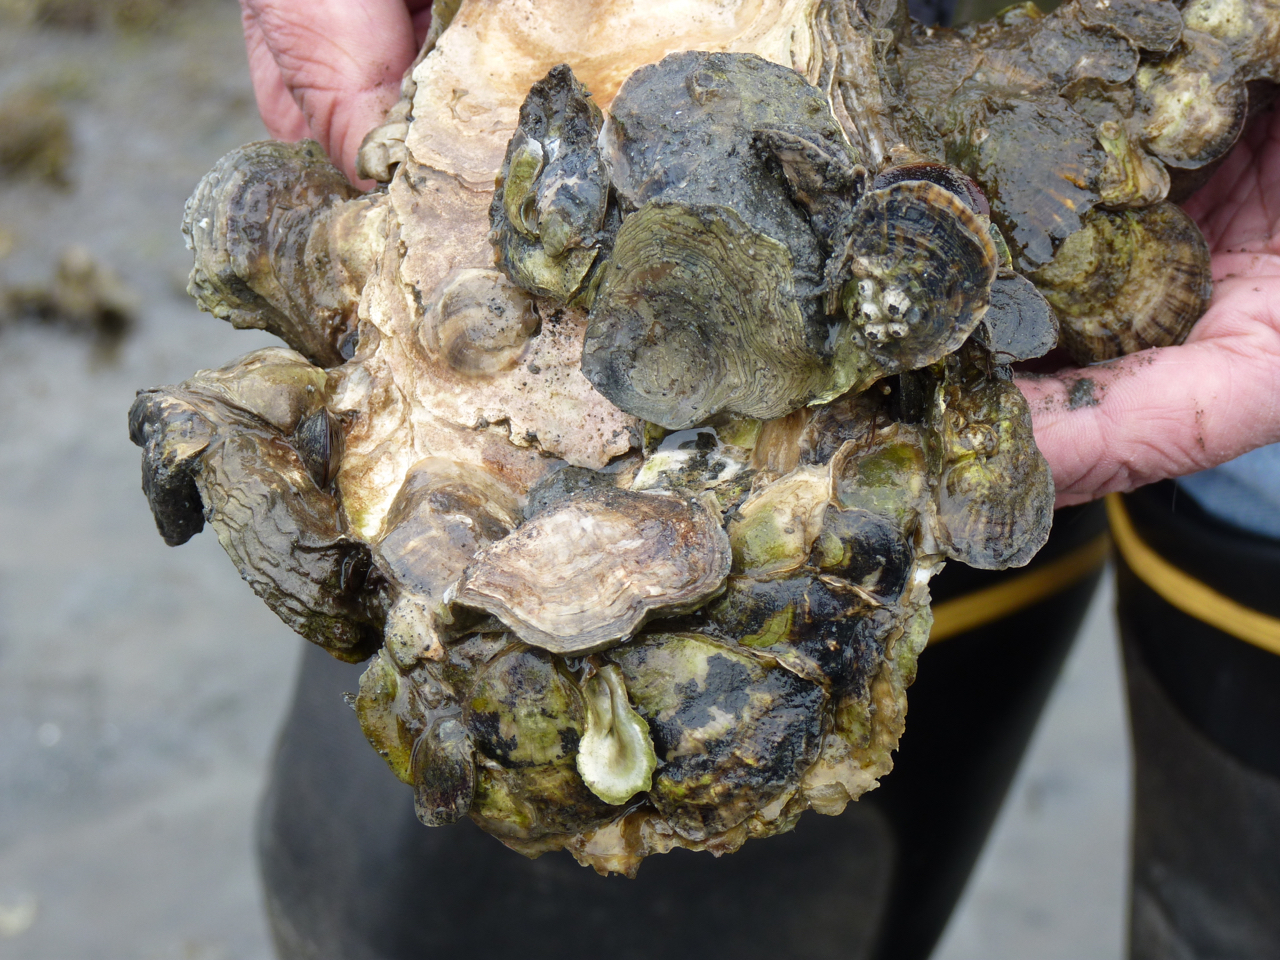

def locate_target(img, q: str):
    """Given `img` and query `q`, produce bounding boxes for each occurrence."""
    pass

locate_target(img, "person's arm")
[240,0,432,186]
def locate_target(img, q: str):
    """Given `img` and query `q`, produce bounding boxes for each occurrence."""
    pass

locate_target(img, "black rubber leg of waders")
[258,503,1106,960]
[866,499,1110,960]
[1117,482,1280,960]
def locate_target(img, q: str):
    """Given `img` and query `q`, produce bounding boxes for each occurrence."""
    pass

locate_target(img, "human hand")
[1018,104,1280,507]
[240,0,433,187]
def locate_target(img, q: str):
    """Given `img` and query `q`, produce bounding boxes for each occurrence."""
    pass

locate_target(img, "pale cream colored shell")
[452,488,732,654]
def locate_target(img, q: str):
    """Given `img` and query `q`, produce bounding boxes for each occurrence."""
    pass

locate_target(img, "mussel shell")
[1031,202,1212,363]
[291,407,343,489]
[453,488,732,655]
[833,180,998,372]
[128,389,215,547]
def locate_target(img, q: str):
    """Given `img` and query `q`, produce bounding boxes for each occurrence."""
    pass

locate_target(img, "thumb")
[1018,275,1280,507]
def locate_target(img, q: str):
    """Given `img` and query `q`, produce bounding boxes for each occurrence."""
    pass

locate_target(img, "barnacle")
[131,0,1278,874]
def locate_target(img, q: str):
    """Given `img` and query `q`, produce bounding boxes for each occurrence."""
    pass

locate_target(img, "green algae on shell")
[1031,202,1212,363]
[489,65,615,303]
[609,631,826,842]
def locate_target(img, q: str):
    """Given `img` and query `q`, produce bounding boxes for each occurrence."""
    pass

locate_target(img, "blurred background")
[0,2,1129,957]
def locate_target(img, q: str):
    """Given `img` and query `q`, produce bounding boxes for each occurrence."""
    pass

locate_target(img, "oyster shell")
[131,0,1279,874]
[452,488,732,655]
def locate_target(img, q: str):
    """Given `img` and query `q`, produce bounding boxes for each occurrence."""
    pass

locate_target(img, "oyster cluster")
[130,0,1279,874]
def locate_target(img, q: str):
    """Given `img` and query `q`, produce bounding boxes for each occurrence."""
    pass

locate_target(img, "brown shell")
[183,140,387,368]
[452,488,732,654]
[924,350,1054,570]
[1136,30,1247,170]
[374,458,522,664]
[1032,202,1212,363]
[832,180,999,372]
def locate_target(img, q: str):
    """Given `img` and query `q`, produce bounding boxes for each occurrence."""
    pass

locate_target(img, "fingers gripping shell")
[832,181,999,373]
[139,0,1278,874]
[452,488,732,655]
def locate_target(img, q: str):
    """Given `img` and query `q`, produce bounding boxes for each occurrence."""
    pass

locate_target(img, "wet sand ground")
[0,4,1128,957]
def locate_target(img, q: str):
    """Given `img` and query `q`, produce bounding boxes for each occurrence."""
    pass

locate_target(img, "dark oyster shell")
[1032,202,1213,363]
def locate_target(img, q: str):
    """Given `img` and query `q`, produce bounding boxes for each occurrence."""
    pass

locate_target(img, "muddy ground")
[0,4,1129,958]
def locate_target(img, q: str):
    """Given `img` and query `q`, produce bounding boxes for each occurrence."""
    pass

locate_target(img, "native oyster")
[131,0,1278,874]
